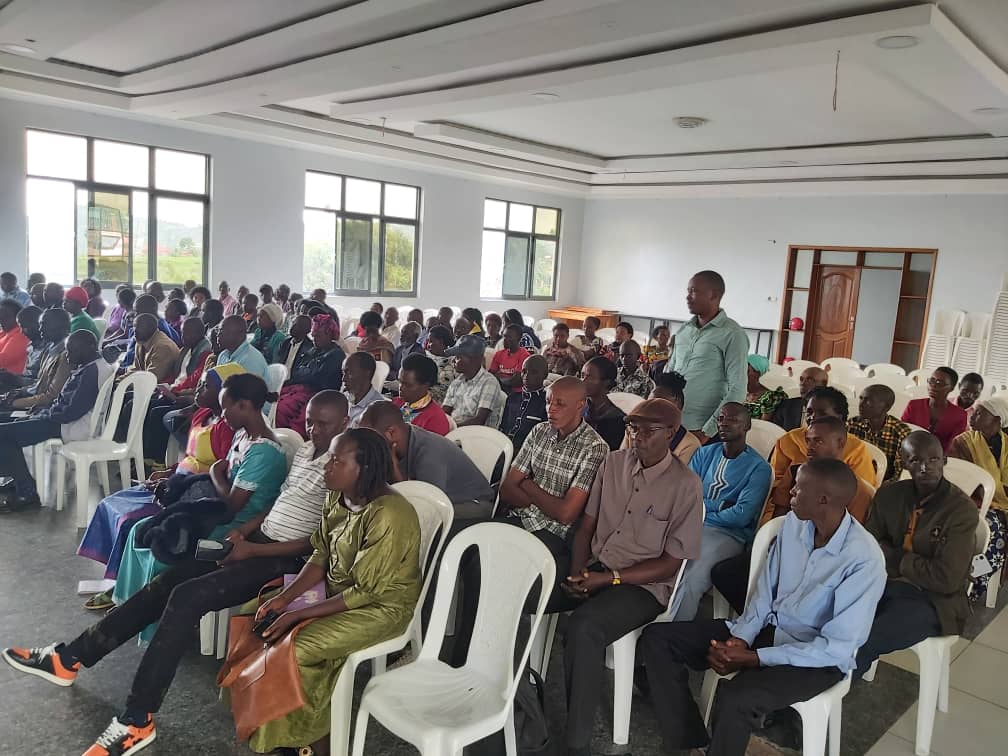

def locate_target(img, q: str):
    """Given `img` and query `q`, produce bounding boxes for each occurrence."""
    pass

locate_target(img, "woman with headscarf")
[949,396,1008,598]
[275,314,347,438]
[252,303,286,364]
[744,353,787,420]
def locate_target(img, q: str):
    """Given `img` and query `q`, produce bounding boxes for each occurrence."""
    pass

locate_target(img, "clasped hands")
[561,568,610,599]
[707,637,759,675]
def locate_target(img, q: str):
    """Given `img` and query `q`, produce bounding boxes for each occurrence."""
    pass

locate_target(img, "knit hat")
[65,286,89,307]
[259,303,284,328]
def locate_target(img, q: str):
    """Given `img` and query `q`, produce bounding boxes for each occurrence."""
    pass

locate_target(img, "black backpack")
[465,665,553,756]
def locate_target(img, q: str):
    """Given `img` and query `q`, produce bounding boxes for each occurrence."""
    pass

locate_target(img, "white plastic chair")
[900,458,996,522]
[862,441,888,487]
[92,317,108,342]
[350,523,555,756]
[906,368,929,386]
[272,428,304,468]
[760,372,797,394]
[785,359,820,377]
[446,426,514,514]
[522,314,535,327]
[58,371,158,528]
[330,480,454,756]
[747,419,786,460]
[821,357,860,373]
[608,391,644,414]
[596,328,616,343]
[422,308,438,320]
[865,363,906,378]
[372,360,390,392]
[534,318,556,334]
[347,307,364,319]
[264,363,288,425]
[890,390,913,419]
[699,517,851,756]
[342,336,359,355]
[483,347,495,370]
[342,318,359,339]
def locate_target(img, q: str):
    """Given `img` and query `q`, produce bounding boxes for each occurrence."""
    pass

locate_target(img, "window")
[25,129,209,286]
[480,198,560,299]
[303,171,420,296]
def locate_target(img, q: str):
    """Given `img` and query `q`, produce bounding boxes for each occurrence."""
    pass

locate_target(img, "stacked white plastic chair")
[920,310,965,371]
[951,311,992,375]
[981,290,1008,384]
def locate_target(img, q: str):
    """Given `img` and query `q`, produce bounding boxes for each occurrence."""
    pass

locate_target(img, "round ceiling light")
[972,107,1008,116]
[875,35,919,49]
[0,42,37,55]
[532,92,560,101]
[675,116,709,129]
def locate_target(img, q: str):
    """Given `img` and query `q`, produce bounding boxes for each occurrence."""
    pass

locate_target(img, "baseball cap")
[444,334,487,357]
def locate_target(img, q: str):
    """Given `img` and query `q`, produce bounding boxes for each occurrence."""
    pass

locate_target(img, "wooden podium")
[547,306,620,329]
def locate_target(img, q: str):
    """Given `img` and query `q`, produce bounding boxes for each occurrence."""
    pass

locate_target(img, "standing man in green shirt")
[664,270,749,441]
[63,286,100,340]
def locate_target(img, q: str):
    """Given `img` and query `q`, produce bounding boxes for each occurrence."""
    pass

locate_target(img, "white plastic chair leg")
[699,670,722,725]
[986,570,1001,609]
[796,697,829,756]
[937,646,951,713]
[55,455,66,512]
[330,658,363,756]
[862,659,879,682]
[198,613,215,656]
[610,633,637,745]
[33,446,46,502]
[711,588,731,620]
[97,462,111,497]
[75,461,90,529]
[914,645,943,756]
[118,458,131,490]
[350,705,370,756]
[504,701,517,756]
[828,693,843,756]
[214,608,229,659]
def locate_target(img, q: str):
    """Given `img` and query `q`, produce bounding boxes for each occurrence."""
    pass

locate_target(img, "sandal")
[84,590,114,611]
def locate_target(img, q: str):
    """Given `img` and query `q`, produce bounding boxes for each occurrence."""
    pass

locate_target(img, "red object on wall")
[789,317,805,331]
[783,356,795,363]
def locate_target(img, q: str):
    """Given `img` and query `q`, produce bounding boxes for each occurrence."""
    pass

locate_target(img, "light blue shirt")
[729,512,886,672]
[217,340,269,381]
[664,310,749,437]
[689,443,772,544]
[345,386,384,428]
[2,287,31,308]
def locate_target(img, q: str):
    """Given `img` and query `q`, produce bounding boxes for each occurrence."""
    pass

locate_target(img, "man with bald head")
[215,314,268,380]
[856,431,979,676]
[848,383,912,481]
[500,375,610,603]
[771,365,829,431]
[641,457,886,756]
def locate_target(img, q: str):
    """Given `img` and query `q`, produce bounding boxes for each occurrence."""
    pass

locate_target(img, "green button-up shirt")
[664,309,749,436]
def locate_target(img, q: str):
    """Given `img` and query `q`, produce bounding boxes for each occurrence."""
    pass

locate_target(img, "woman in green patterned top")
[744,354,787,420]
[248,428,421,754]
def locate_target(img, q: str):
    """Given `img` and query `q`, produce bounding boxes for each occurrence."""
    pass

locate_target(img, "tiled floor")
[0,498,1005,756]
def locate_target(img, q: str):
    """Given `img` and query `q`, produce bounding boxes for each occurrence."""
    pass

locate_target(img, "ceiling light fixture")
[875,35,919,49]
[0,42,36,55]
[972,107,1008,116]
[675,116,708,129]
[532,92,560,101]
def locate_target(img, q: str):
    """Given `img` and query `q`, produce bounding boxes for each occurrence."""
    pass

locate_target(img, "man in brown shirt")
[561,398,703,756]
[0,308,71,414]
[855,430,978,676]
[129,313,180,384]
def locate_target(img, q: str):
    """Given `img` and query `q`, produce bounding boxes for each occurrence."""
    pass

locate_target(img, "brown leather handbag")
[216,585,313,741]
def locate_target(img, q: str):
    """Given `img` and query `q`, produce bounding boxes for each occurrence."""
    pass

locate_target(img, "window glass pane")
[371,223,380,293]
[483,199,506,229]
[502,235,530,297]
[345,177,381,214]
[132,191,149,284]
[508,203,533,233]
[383,223,416,292]
[155,197,204,284]
[384,184,418,219]
[27,131,86,180]
[534,207,558,236]
[93,140,149,187]
[303,209,336,293]
[154,149,207,194]
[77,189,132,282]
[26,178,76,284]
[305,172,341,210]
[339,218,372,291]
[480,230,505,299]
[531,239,557,298]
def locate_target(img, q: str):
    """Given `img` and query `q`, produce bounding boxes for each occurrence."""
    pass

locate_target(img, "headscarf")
[204,362,246,393]
[259,303,284,328]
[747,354,770,375]
[976,396,1008,427]
[311,313,340,340]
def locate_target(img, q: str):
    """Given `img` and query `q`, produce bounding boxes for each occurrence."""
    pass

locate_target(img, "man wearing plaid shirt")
[500,376,610,607]
[847,384,912,481]
[442,334,506,428]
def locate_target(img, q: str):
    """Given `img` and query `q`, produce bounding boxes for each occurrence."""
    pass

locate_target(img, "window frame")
[25,128,211,287]
[303,169,421,297]
[482,197,561,301]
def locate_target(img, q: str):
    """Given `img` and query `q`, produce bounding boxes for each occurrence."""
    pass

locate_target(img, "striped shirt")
[260,441,330,542]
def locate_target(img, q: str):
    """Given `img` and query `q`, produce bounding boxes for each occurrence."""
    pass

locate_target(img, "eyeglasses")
[926,377,950,387]
[625,421,670,436]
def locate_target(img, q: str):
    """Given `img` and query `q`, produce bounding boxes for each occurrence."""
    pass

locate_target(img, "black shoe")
[0,492,41,513]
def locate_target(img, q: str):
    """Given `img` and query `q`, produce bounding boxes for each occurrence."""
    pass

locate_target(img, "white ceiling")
[3,0,1008,193]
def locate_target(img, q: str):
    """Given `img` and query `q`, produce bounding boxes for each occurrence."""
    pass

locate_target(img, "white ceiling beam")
[412,122,606,170]
[587,177,1008,199]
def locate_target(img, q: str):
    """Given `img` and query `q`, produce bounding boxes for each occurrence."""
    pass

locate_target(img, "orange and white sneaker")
[2,644,79,686]
[83,716,156,756]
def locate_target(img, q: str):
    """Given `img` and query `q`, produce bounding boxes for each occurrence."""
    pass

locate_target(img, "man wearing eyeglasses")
[558,398,703,756]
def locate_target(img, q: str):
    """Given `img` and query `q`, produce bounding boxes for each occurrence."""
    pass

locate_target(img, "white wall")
[578,194,1008,336]
[0,97,584,318]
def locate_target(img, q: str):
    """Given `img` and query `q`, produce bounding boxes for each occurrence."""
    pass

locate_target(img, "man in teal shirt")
[215,315,268,380]
[664,270,749,440]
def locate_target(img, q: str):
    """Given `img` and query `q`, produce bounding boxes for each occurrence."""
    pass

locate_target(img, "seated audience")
[250,303,285,363]
[342,351,383,428]
[443,334,506,428]
[168,287,185,303]
[188,285,211,316]
[503,307,541,350]
[389,321,424,380]
[257,283,274,305]
[436,306,453,330]
[847,384,912,481]
[561,397,703,755]
[0,299,29,376]
[453,315,472,340]
[649,369,702,464]
[609,320,633,355]
[200,298,225,350]
[484,311,503,348]
[218,280,238,316]
[5,390,347,756]
[948,397,1008,598]
[405,307,425,338]
[273,284,290,316]
[642,324,671,369]
[276,314,346,437]
[240,292,259,332]
[424,324,457,404]
[0,271,31,307]
[572,315,609,360]
[357,310,395,364]
[856,431,978,676]
[164,298,187,335]
[490,324,531,390]
[43,282,65,310]
[955,372,984,420]
[80,278,106,318]
[641,458,886,756]
[216,315,268,380]
[0,308,71,417]
[277,314,312,375]
[902,367,968,452]
[102,287,136,351]
[500,354,548,451]
[671,402,772,622]
[128,313,180,383]
[499,376,609,605]
[381,306,401,346]
[541,322,583,376]
[14,305,44,382]
[63,286,100,339]
[462,307,485,337]
[144,280,166,307]
[614,339,655,398]
[581,355,627,450]
[770,365,828,431]
[744,354,787,420]
[393,353,451,435]
[29,282,46,309]
[0,330,115,512]
[309,287,327,305]
[122,294,181,367]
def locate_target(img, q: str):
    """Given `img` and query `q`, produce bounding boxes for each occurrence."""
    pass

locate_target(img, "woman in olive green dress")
[248,427,421,755]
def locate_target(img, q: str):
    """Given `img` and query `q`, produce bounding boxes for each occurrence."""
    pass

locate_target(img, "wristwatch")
[611,569,621,586]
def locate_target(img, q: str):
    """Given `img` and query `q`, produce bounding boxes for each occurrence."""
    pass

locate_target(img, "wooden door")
[807,265,860,362]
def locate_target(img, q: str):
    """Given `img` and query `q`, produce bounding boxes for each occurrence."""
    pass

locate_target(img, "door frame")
[805,264,862,362]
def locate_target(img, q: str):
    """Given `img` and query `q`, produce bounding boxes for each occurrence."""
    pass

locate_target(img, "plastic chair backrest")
[272,428,304,470]
[93,317,108,341]
[89,373,117,437]
[596,328,616,343]
[747,420,786,460]
[372,361,390,392]
[347,307,364,319]
[785,359,820,377]
[745,516,786,602]
[852,374,914,397]
[760,373,797,393]
[535,318,557,333]
[889,390,912,418]
[863,441,888,487]
[100,371,157,447]
[265,363,288,393]
[419,522,554,701]
[446,426,514,490]
[391,480,455,601]
[483,347,495,370]
[342,336,359,355]
[522,315,534,327]
[342,318,359,339]
[422,308,438,320]
[906,368,928,386]
[821,357,861,373]
[608,392,644,414]
[865,363,906,378]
